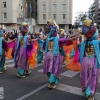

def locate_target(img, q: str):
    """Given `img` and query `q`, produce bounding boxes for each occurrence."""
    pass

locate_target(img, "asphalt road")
[0,58,100,100]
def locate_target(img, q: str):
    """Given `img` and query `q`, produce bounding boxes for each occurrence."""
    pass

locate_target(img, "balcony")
[98,11,100,15]
[98,20,100,22]
[98,16,100,19]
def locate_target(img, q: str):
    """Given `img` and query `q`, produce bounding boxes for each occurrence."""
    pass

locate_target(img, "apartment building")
[0,0,24,24]
[89,2,95,20]
[26,0,73,32]
[0,0,35,32]
[92,0,100,29]
[0,0,73,32]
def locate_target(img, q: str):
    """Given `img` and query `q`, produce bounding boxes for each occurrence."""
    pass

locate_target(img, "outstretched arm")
[3,38,17,43]
[39,35,47,40]
[59,35,78,46]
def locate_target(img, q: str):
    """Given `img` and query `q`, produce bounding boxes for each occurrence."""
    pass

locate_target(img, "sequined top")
[48,41,54,51]
[20,37,24,47]
[85,42,95,56]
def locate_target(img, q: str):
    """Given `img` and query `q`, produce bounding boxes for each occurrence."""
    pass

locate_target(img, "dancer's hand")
[13,38,17,41]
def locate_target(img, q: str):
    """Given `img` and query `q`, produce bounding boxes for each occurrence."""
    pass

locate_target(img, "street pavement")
[0,58,100,100]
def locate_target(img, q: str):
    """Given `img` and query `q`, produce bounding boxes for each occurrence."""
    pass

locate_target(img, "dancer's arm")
[3,38,17,43]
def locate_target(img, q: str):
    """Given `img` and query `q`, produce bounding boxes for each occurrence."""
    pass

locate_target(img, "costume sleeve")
[59,38,73,46]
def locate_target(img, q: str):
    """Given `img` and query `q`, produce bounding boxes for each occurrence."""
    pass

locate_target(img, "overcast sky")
[73,0,94,23]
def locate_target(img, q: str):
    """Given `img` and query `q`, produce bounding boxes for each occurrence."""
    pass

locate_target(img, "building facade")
[36,0,73,32]
[0,0,24,24]
[24,0,73,32]
[0,0,24,31]
[89,2,95,20]
[0,0,73,33]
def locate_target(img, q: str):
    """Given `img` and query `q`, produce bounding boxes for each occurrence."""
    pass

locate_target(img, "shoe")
[17,74,25,78]
[88,97,94,100]
[0,70,3,74]
[4,64,7,71]
[47,84,52,89]
[51,85,57,89]
[25,71,31,75]
[0,71,3,74]
[3,68,7,71]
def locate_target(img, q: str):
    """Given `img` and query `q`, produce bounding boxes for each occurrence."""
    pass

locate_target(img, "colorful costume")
[13,22,37,78]
[43,19,73,89]
[66,37,81,72]
[36,32,44,63]
[79,19,99,100]
[0,26,8,73]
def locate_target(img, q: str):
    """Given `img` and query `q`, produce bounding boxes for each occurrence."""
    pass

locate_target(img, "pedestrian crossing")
[6,57,100,84]
[5,58,44,68]
[6,58,14,67]
[57,83,100,100]
[5,58,100,100]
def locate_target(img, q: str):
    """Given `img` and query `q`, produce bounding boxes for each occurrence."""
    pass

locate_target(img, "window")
[53,4,57,10]
[43,4,46,10]
[3,2,6,8]
[62,4,66,10]
[4,13,7,18]
[21,6,23,11]
[53,14,56,20]
[63,14,66,20]
[43,14,46,20]
[19,14,20,17]
[19,4,20,10]
[99,0,100,4]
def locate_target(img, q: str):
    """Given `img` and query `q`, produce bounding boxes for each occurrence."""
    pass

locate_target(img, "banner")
[30,2,32,12]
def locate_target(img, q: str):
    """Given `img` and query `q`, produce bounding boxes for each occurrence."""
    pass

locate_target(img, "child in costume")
[13,22,38,78]
[80,19,100,100]
[36,32,46,63]
[43,19,76,89]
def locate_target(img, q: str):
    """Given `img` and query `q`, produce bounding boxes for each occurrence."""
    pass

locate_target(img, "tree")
[74,11,84,28]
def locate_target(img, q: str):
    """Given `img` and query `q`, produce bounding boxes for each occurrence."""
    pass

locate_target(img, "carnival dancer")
[66,29,82,72]
[13,22,38,78]
[43,19,76,89]
[0,25,16,73]
[79,19,99,100]
[36,30,45,63]
[59,29,67,64]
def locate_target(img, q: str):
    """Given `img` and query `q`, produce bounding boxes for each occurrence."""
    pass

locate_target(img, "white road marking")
[37,65,65,73]
[6,59,14,63]
[38,69,43,72]
[16,84,48,100]
[61,70,79,78]
[16,83,100,100]
[6,63,15,67]
[57,83,100,100]
[36,63,43,67]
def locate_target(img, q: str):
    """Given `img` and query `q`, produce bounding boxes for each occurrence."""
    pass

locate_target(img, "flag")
[30,2,32,12]
[26,2,28,12]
